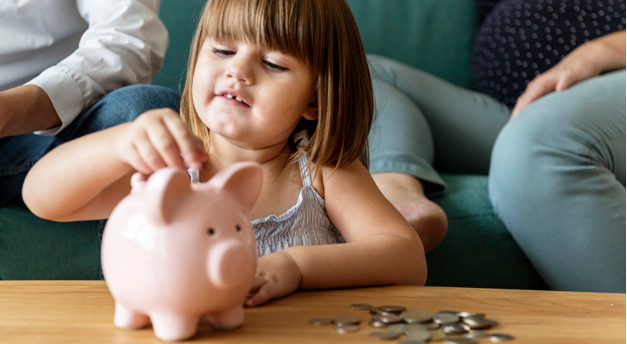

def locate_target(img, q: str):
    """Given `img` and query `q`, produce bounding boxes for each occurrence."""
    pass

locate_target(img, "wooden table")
[0,281,624,343]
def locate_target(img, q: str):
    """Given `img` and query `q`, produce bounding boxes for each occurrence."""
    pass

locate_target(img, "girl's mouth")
[222,93,250,107]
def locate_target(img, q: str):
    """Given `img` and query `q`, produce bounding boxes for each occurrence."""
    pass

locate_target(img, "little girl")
[23,0,426,306]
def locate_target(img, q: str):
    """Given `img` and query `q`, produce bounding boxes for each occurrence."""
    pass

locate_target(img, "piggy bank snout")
[208,239,255,289]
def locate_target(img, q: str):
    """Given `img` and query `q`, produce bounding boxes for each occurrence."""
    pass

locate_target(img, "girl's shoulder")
[311,159,370,200]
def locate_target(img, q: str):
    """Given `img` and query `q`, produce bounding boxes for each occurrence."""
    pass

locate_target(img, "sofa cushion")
[346,0,480,89]
[428,174,546,289]
[151,0,207,92]
[0,206,99,280]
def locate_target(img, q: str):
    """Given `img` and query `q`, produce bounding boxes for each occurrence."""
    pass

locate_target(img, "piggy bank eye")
[235,225,241,232]
[207,228,215,236]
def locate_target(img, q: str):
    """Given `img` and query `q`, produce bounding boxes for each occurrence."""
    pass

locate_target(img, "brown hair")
[180,0,373,169]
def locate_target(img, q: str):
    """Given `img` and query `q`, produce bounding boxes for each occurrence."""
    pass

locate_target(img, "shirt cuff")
[26,67,85,135]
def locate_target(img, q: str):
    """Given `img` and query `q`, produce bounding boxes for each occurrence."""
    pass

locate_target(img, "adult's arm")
[0,0,168,137]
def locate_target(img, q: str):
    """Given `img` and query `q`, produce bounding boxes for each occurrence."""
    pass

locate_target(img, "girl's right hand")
[116,108,208,174]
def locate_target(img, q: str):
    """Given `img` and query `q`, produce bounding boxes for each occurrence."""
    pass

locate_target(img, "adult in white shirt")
[0,0,179,206]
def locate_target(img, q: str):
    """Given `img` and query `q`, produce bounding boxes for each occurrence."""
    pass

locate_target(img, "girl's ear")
[303,98,318,120]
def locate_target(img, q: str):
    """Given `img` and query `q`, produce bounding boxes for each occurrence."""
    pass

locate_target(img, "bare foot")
[372,172,447,252]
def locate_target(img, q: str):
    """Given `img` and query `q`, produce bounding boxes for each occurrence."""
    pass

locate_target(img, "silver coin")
[369,318,388,328]
[443,336,477,344]
[489,333,514,342]
[437,310,460,316]
[386,323,407,335]
[404,323,429,334]
[401,310,434,324]
[458,312,486,319]
[309,317,333,326]
[378,305,406,314]
[372,314,403,324]
[376,310,400,316]
[350,303,373,311]
[369,330,401,340]
[465,330,490,338]
[426,322,440,330]
[429,330,446,341]
[332,315,361,326]
[462,317,498,329]
[406,330,431,342]
[335,324,359,334]
[440,323,467,335]
[433,313,459,325]
[398,341,427,344]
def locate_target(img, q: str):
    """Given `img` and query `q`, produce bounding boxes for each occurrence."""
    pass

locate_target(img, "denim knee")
[58,85,181,140]
[99,84,181,122]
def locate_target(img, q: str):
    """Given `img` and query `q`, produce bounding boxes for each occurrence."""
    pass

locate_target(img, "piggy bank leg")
[151,312,199,341]
[205,305,245,330]
[114,302,149,329]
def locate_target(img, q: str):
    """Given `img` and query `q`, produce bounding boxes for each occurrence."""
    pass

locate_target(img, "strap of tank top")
[292,130,312,187]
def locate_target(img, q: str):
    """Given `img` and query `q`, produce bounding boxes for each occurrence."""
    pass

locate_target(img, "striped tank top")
[252,131,345,256]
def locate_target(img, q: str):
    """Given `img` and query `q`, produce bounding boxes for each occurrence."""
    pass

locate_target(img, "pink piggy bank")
[101,162,262,341]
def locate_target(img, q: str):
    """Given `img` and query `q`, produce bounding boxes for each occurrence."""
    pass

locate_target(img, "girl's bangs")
[201,0,311,64]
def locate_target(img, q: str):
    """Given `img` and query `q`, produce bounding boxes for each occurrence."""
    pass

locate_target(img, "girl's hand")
[245,251,302,307]
[511,30,626,118]
[115,108,207,174]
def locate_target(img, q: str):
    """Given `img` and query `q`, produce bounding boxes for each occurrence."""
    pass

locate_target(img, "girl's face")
[192,38,317,150]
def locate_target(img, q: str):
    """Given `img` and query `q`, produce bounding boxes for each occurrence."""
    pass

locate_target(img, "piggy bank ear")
[130,172,147,194]
[209,162,262,212]
[145,168,192,224]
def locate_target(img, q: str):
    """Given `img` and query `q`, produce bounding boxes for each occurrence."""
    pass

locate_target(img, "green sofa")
[0,0,547,290]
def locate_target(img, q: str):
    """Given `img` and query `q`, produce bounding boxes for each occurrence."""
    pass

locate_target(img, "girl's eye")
[264,60,288,72]
[212,48,234,57]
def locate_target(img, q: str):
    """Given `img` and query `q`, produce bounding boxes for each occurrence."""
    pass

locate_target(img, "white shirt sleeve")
[27,0,169,135]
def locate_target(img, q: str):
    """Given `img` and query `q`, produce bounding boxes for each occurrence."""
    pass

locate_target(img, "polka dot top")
[472,0,626,107]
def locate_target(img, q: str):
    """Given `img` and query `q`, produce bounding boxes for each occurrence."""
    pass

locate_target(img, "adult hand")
[511,30,626,118]
[245,250,302,307]
[0,85,60,137]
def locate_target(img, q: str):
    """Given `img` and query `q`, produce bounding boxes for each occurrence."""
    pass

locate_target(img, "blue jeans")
[368,55,626,292]
[0,84,181,206]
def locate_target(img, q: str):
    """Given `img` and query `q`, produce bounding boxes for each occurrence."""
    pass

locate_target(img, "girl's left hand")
[245,251,302,307]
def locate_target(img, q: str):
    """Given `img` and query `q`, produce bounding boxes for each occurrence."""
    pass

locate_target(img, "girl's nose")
[225,56,254,85]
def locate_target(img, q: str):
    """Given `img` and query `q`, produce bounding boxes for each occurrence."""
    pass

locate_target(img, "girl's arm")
[23,123,136,221]
[247,160,426,306]
[23,109,207,221]
[511,30,626,118]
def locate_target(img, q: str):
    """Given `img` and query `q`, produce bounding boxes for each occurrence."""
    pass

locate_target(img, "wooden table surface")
[0,281,624,343]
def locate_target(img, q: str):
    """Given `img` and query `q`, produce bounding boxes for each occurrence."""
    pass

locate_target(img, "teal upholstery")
[346,0,480,89]
[429,175,545,289]
[151,0,206,93]
[0,0,546,289]
[0,206,99,280]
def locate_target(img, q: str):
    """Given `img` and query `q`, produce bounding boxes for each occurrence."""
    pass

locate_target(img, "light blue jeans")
[368,55,626,293]
[0,84,180,206]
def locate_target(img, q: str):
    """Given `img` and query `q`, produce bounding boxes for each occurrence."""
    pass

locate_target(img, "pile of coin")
[309,303,514,343]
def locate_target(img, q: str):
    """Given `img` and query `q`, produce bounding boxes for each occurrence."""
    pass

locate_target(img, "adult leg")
[367,55,510,250]
[0,84,180,206]
[369,78,447,251]
[489,70,626,292]
[368,55,510,174]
